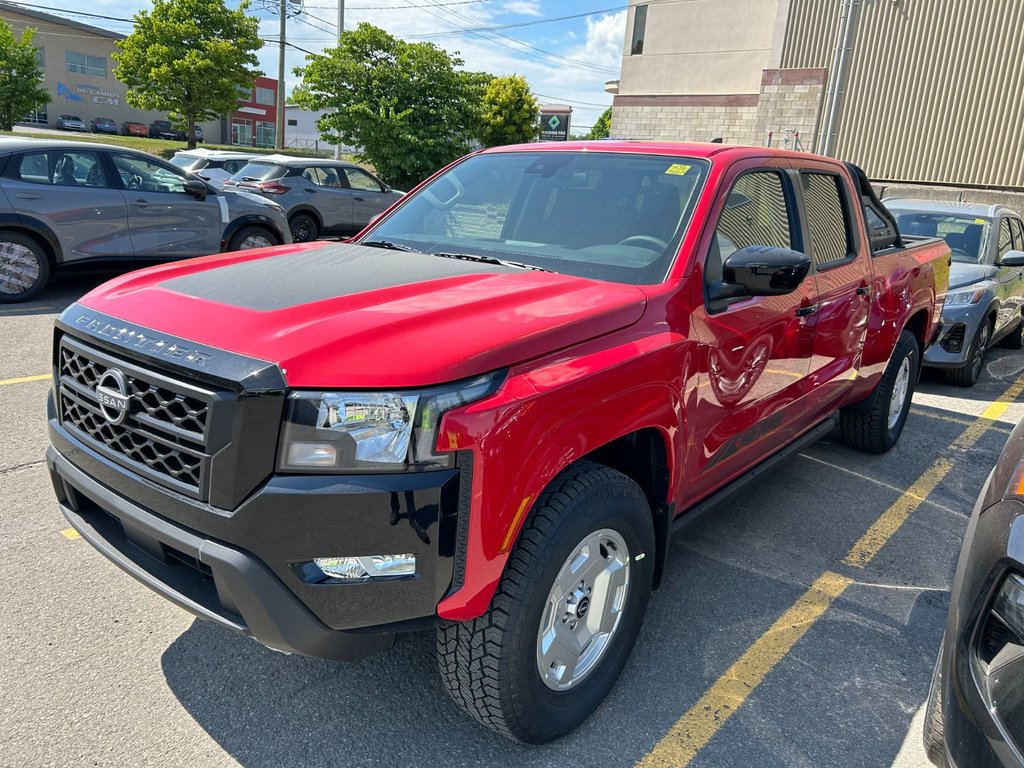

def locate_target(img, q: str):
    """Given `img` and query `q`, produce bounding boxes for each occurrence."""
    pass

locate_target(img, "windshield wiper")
[360,240,422,253]
[431,252,551,272]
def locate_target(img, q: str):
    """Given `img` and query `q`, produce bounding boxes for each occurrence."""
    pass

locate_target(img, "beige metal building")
[0,2,221,139]
[612,0,1024,199]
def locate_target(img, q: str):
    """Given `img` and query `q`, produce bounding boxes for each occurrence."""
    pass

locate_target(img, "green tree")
[585,107,612,140]
[479,74,538,148]
[114,0,261,149]
[0,21,49,131]
[293,23,492,190]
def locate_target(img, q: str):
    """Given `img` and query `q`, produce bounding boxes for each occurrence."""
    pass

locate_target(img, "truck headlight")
[277,372,503,472]
[945,287,986,306]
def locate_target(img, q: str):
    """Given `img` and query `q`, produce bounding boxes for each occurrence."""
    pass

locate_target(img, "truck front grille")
[56,337,227,499]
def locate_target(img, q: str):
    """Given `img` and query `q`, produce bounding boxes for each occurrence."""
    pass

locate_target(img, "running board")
[671,416,838,535]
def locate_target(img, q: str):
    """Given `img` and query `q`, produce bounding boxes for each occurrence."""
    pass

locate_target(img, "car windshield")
[892,211,989,263]
[170,155,205,171]
[232,161,287,182]
[61,115,81,121]
[363,151,710,285]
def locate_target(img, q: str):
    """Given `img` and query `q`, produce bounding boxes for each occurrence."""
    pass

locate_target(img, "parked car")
[0,139,291,302]
[55,115,86,132]
[887,200,1024,386]
[191,125,204,144]
[120,121,147,137]
[148,120,183,140]
[169,148,256,188]
[225,155,403,241]
[90,117,118,135]
[47,141,948,742]
[924,415,1024,767]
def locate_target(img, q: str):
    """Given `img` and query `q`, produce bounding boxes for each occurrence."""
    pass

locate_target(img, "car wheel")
[0,232,50,303]
[289,213,319,243]
[947,320,991,387]
[227,226,278,252]
[840,330,919,453]
[436,460,655,743]
[1000,312,1024,350]
[923,641,947,766]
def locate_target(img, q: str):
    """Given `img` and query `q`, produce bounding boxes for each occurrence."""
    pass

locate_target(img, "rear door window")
[800,172,854,269]
[10,150,110,188]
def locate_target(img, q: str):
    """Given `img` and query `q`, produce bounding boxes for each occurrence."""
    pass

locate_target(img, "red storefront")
[228,76,280,148]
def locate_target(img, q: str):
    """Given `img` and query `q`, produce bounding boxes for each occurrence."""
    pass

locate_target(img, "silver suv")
[225,155,403,242]
[0,139,291,302]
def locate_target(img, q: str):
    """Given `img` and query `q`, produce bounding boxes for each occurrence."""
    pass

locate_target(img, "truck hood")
[77,242,649,388]
[949,262,997,290]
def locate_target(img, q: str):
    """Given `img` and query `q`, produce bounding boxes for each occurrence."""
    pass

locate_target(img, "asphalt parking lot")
[3,272,1023,768]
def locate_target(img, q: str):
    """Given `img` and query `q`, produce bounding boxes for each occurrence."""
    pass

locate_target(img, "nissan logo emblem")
[95,369,131,425]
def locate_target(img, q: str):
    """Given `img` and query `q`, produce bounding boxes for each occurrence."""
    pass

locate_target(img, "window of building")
[232,119,253,146]
[800,172,854,268]
[255,87,276,106]
[287,118,298,127]
[706,171,793,285]
[256,121,276,148]
[21,108,47,125]
[630,5,647,55]
[66,51,106,78]
[35,47,44,67]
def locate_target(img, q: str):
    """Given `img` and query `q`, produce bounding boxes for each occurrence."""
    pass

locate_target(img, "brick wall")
[754,68,826,152]
[611,95,759,146]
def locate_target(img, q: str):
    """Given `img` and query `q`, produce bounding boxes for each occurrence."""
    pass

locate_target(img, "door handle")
[307,188,317,193]
[856,285,871,296]
[353,196,365,201]
[14,193,42,200]
[795,303,819,317]
[131,200,149,208]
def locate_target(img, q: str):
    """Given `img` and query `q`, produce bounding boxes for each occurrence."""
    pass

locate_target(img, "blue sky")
[22,0,626,132]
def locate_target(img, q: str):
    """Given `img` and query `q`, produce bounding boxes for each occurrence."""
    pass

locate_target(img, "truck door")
[689,161,818,494]
[795,162,873,420]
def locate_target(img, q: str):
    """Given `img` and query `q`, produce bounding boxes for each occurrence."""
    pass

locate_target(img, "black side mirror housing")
[998,249,1024,267]
[719,245,811,297]
[183,178,208,201]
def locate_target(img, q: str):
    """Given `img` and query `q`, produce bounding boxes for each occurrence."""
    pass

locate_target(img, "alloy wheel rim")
[536,528,631,691]
[972,325,990,379]
[0,242,40,296]
[239,234,273,250]
[887,356,911,430]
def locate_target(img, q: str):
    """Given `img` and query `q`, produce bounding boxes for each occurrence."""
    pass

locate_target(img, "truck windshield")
[362,151,710,285]
[892,212,989,263]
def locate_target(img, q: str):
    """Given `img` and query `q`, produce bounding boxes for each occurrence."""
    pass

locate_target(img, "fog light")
[286,442,338,467]
[314,554,416,581]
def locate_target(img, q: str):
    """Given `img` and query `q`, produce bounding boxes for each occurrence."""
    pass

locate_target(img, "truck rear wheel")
[840,330,918,453]
[436,461,655,742]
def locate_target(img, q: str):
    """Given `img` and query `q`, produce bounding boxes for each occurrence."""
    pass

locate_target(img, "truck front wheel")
[436,461,655,742]
[840,330,919,453]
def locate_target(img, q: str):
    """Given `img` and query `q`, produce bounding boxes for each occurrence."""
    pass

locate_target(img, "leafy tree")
[114,0,261,149]
[585,107,612,140]
[293,23,492,190]
[0,21,49,131]
[479,74,538,148]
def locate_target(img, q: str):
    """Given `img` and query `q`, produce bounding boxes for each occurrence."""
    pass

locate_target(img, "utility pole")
[333,0,344,160]
[276,0,286,149]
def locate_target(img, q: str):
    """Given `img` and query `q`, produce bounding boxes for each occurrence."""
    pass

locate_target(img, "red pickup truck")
[47,142,949,743]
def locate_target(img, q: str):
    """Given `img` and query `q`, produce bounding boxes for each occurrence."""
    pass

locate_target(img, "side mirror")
[183,178,208,201]
[999,249,1024,267]
[381,184,392,193]
[709,245,811,302]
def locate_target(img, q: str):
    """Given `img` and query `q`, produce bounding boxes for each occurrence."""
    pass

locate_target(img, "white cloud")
[502,1,543,17]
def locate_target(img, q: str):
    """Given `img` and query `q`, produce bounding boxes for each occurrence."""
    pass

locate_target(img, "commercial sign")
[57,82,122,106]
[539,111,570,141]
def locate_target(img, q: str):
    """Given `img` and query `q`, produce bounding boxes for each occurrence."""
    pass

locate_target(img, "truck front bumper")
[48,420,464,661]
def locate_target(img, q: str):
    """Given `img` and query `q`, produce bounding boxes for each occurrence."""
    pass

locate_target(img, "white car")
[170,149,261,189]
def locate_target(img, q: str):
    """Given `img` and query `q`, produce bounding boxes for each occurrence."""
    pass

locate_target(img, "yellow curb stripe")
[844,371,1024,569]
[60,528,81,540]
[909,407,1012,434]
[637,571,853,768]
[0,373,49,386]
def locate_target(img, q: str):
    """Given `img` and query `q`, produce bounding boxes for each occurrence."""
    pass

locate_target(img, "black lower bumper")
[48,419,464,661]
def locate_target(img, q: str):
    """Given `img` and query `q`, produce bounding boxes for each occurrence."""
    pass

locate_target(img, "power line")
[533,92,612,108]
[304,0,489,7]
[404,4,626,39]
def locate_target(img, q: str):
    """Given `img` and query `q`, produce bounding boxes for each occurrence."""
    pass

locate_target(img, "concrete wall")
[877,183,1024,218]
[754,68,825,151]
[612,96,759,144]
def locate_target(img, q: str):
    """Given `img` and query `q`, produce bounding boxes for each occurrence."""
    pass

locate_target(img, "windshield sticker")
[665,163,691,176]
[976,218,987,225]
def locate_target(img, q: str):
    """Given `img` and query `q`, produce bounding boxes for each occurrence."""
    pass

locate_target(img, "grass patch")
[1,131,354,163]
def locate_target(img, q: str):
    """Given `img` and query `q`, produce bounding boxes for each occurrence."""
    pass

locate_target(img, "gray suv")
[0,139,291,302]
[225,155,403,242]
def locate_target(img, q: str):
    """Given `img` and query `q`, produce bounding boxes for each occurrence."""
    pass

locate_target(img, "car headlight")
[277,372,503,473]
[945,287,986,306]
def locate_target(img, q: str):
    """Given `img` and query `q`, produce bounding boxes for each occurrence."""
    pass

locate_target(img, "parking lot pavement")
[4,278,1023,767]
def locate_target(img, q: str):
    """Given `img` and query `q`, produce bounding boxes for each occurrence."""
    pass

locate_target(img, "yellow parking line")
[60,528,81,540]
[638,370,1024,767]
[0,373,49,386]
[909,406,1012,435]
